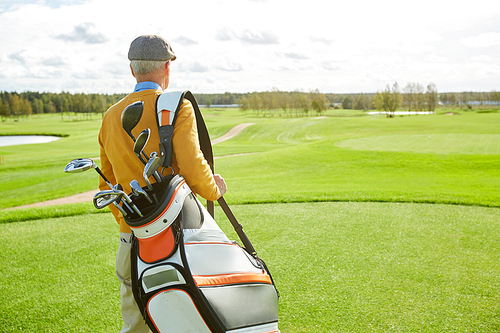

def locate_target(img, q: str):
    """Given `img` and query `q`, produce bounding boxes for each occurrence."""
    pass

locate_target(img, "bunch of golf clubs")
[64,101,167,218]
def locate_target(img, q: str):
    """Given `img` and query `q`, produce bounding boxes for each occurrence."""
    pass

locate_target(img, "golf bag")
[123,91,280,333]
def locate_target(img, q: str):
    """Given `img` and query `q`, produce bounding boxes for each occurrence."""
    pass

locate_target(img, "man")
[98,35,227,333]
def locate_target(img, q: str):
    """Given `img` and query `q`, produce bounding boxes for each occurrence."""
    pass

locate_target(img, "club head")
[121,101,144,140]
[130,179,153,203]
[64,158,97,173]
[133,128,150,159]
[93,190,123,209]
[144,155,162,180]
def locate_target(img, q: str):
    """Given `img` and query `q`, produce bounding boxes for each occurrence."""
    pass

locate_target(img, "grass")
[1,110,499,211]
[1,108,500,331]
[1,203,499,332]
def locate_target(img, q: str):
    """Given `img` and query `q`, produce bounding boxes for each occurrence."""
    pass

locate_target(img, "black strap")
[217,197,256,254]
[183,91,215,217]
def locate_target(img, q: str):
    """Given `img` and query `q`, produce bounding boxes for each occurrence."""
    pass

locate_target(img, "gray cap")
[128,35,177,61]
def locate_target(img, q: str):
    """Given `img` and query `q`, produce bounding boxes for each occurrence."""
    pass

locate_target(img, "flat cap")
[128,35,177,61]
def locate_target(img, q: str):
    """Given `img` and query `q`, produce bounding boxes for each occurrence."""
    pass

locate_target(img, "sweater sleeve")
[172,99,221,201]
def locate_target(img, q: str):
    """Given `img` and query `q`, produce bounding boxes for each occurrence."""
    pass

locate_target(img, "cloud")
[184,62,209,73]
[215,28,237,41]
[459,32,500,48]
[8,51,27,64]
[40,56,67,67]
[322,62,341,71]
[54,22,107,44]
[310,36,333,46]
[1,0,88,12]
[282,53,309,60]
[239,30,279,45]
[216,62,243,72]
[216,28,278,45]
[470,55,493,62]
[174,36,198,46]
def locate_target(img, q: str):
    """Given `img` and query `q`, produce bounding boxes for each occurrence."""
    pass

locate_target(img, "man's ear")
[130,64,136,78]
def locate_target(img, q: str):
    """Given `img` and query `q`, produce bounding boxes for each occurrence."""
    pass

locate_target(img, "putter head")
[121,101,144,139]
[93,190,123,209]
[64,158,97,173]
[133,128,150,158]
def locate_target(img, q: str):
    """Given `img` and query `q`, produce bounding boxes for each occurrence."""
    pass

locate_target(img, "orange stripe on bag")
[161,109,171,126]
[193,272,272,287]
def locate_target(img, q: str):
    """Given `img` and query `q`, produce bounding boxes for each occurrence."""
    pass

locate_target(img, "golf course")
[1,107,499,332]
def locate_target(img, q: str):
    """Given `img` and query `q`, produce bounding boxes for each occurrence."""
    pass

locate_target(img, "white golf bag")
[123,91,280,333]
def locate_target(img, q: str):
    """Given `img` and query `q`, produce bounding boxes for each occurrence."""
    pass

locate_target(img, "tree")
[414,83,425,111]
[403,82,416,111]
[10,94,21,116]
[309,90,329,115]
[374,82,401,116]
[341,95,352,109]
[353,93,373,111]
[0,95,8,120]
[19,98,32,117]
[425,83,438,111]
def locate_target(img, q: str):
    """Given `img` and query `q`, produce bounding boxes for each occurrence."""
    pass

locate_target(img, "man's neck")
[134,81,163,93]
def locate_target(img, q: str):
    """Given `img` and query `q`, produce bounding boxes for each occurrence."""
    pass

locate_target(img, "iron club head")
[64,158,97,173]
[143,155,162,190]
[130,179,153,204]
[93,190,123,209]
[133,128,150,164]
[64,158,113,188]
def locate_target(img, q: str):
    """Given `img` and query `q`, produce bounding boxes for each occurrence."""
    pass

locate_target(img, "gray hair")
[130,60,168,75]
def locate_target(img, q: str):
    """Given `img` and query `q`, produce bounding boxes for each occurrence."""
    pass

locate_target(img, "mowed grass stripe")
[2,111,500,212]
[336,134,500,155]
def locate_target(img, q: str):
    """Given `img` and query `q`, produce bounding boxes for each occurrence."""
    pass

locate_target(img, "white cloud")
[54,22,107,44]
[460,32,500,48]
[471,55,494,62]
[0,0,499,94]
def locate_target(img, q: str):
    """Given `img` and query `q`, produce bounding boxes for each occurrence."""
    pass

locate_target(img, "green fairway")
[336,133,500,155]
[1,110,499,211]
[1,108,499,332]
[1,203,499,332]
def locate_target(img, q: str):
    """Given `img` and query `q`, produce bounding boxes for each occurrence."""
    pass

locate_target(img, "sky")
[0,0,499,94]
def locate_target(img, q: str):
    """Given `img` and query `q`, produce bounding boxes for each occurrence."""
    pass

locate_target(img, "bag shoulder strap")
[156,91,214,216]
[156,90,255,254]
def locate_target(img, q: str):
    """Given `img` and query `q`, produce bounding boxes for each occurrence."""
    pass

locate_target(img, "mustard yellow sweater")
[98,89,221,233]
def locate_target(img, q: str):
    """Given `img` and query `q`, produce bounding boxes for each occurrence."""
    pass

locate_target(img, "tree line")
[0,91,126,120]
[1,87,499,121]
[372,83,500,115]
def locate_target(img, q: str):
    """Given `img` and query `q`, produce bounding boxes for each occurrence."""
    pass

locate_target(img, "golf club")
[143,154,162,188]
[65,158,143,216]
[130,179,153,204]
[93,190,123,209]
[133,128,150,165]
[113,201,128,216]
[121,101,149,161]
[64,158,113,189]
[114,183,143,217]
[149,151,163,182]
[121,101,144,141]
